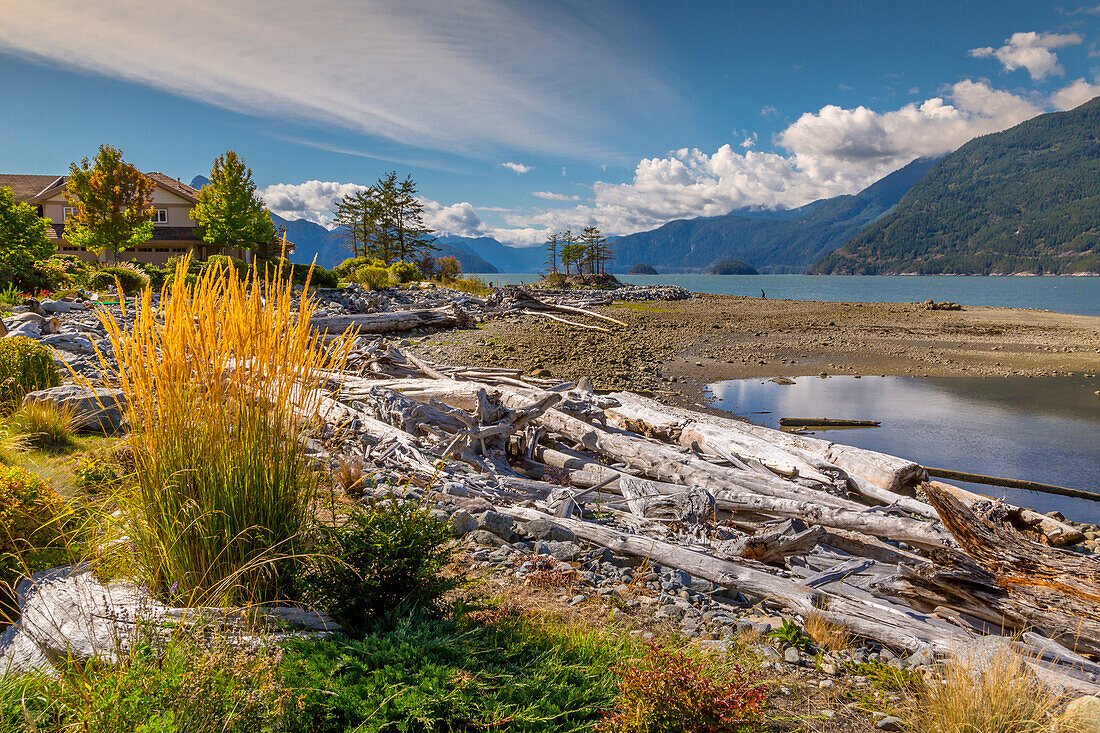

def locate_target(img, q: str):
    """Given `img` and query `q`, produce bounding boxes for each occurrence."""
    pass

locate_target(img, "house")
[0,172,292,266]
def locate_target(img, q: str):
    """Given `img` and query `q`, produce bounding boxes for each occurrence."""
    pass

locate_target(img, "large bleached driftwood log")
[312,307,465,336]
[606,391,933,515]
[882,484,1100,658]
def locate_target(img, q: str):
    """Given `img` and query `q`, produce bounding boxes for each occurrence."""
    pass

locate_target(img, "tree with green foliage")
[192,151,277,261]
[333,172,435,265]
[0,186,54,286]
[63,145,155,263]
[543,232,562,274]
[559,231,587,276]
[580,225,613,275]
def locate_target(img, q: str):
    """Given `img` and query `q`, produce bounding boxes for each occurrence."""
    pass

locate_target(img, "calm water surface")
[487,274,1100,317]
[703,375,1100,523]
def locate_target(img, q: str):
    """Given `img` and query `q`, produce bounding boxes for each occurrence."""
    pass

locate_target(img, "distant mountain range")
[812,97,1100,275]
[607,157,937,274]
[193,95,1100,278]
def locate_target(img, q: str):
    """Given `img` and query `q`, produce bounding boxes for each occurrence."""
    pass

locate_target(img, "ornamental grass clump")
[87,255,353,604]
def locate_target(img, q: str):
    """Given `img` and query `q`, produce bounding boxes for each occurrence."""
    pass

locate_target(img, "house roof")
[1,171,201,205]
[0,174,65,202]
[145,172,201,203]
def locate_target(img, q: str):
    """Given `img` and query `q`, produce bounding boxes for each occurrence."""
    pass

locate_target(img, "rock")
[39,332,97,355]
[667,569,692,588]
[468,530,506,547]
[523,518,575,543]
[39,300,73,314]
[545,540,580,562]
[22,385,126,433]
[784,647,802,664]
[476,511,515,540]
[1066,696,1100,732]
[875,716,905,731]
[448,510,477,537]
[442,482,470,497]
[907,648,935,668]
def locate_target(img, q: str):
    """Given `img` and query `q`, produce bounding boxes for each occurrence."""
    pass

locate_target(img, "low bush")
[334,256,372,280]
[279,610,632,732]
[352,264,392,290]
[72,455,123,494]
[0,336,61,415]
[0,284,20,307]
[1,635,286,732]
[9,402,77,450]
[88,265,150,295]
[388,260,421,284]
[298,500,454,632]
[0,465,73,618]
[435,255,461,280]
[203,254,249,280]
[599,642,766,733]
[447,275,491,296]
[765,617,812,652]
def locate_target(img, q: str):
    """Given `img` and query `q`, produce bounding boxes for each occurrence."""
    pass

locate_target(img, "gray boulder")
[523,518,576,543]
[476,511,515,540]
[22,385,126,433]
[39,333,97,356]
[448,509,478,537]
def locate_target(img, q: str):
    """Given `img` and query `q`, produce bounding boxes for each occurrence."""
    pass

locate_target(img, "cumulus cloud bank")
[970,31,1083,79]
[262,181,367,226]
[497,80,1047,242]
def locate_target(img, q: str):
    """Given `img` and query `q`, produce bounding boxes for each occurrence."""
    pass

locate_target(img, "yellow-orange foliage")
[84,255,353,603]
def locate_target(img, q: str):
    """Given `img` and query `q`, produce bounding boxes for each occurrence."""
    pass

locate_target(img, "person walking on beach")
[761,289,766,299]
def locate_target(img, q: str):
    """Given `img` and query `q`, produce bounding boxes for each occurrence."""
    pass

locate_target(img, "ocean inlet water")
[487,274,1100,317]
[704,375,1100,523]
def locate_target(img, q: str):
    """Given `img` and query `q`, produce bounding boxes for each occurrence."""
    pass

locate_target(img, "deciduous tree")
[63,144,155,263]
[0,186,53,285]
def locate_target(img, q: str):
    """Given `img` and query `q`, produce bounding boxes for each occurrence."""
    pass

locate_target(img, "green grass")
[608,302,671,313]
[0,605,642,733]
[8,403,77,451]
[279,608,638,732]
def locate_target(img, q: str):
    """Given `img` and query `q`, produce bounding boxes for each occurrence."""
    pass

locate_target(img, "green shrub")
[352,264,391,290]
[280,610,632,732]
[448,275,490,296]
[599,642,766,733]
[23,259,72,293]
[298,501,454,632]
[139,263,168,291]
[88,265,150,295]
[72,456,123,494]
[203,254,248,280]
[9,402,77,450]
[436,255,462,280]
[334,256,374,280]
[0,284,20,307]
[49,254,93,288]
[387,261,421,284]
[0,635,285,731]
[0,337,60,414]
[0,465,72,619]
[765,618,812,652]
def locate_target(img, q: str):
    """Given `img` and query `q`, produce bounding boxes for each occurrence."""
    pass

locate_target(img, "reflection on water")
[703,376,1100,523]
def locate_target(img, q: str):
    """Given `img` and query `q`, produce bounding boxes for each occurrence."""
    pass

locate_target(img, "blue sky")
[1,0,1099,245]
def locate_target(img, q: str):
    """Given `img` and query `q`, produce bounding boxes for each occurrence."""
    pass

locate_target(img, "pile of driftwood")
[307,337,1100,692]
[310,287,628,336]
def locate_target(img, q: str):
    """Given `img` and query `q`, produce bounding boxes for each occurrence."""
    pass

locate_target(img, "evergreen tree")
[192,151,277,260]
[580,225,614,274]
[393,174,436,263]
[63,144,155,262]
[543,232,561,274]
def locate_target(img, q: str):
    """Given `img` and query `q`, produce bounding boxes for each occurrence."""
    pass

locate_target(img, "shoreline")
[413,292,1100,410]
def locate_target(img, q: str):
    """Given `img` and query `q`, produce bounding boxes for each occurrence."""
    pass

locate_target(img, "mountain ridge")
[812,97,1100,275]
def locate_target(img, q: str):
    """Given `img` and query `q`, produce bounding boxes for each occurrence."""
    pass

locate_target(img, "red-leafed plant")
[600,642,766,733]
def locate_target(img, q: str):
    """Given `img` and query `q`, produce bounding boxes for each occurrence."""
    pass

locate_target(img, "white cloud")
[970,31,1083,80]
[261,181,367,226]
[419,199,487,238]
[1050,78,1100,109]
[501,162,533,174]
[492,80,1045,244]
[0,0,671,158]
[532,191,580,201]
[760,105,778,117]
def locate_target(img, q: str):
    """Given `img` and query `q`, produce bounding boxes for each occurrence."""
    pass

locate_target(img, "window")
[153,209,169,224]
[63,206,76,221]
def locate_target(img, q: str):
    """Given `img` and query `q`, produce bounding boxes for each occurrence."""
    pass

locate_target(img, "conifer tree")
[544,232,561,274]
[192,151,276,260]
